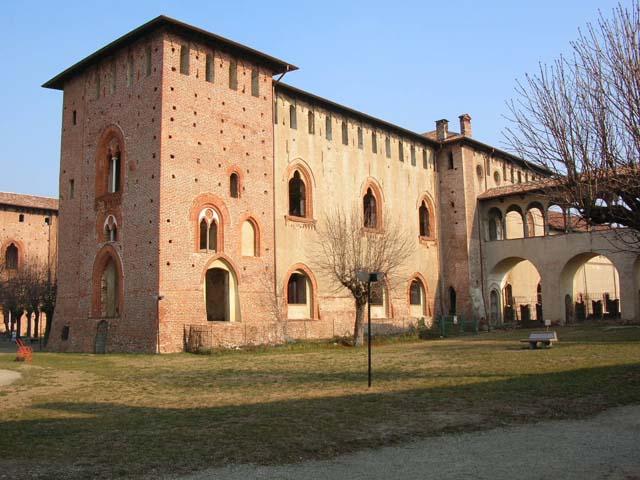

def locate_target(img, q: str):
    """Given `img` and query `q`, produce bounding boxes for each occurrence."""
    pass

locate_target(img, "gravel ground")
[174,405,640,480]
[0,369,21,386]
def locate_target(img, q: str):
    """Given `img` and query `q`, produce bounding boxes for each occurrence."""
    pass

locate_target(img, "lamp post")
[357,270,384,388]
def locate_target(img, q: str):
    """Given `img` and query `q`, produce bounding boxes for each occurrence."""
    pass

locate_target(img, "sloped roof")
[0,192,59,212]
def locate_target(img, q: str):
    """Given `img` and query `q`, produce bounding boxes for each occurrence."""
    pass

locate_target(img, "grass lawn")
[1,325,640,479]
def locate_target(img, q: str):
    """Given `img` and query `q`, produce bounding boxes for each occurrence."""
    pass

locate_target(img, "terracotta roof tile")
[0,192,59,211]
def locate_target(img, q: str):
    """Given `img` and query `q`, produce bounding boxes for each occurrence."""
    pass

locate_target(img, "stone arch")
[91,245,124,318]
[202,255,241,323]
[240,216,260,257]
[489,256,543,324]
[505,204,525,239]
[525,201,545,237]
[189,193,229,252]
[560,252,621,321]
[486,207,504,241]
[95,124,126,199]
[283,263,319,320]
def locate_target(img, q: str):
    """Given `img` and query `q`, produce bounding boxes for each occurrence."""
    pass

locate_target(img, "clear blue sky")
[0,0,625,198]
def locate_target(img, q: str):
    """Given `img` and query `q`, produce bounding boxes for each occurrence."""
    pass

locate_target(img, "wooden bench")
[520,332,558,349]
[15,338,33,362]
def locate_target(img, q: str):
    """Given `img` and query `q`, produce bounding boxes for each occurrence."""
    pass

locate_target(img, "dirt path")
[175,405,640,480]
[0,369,21,386]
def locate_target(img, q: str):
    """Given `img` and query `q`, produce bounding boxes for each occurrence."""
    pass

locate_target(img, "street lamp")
[356,270,384,388]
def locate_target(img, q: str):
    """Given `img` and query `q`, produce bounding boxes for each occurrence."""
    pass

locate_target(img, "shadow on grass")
[1,363,639,479]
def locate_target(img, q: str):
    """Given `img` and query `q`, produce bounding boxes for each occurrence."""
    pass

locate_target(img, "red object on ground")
[15,339,32,362]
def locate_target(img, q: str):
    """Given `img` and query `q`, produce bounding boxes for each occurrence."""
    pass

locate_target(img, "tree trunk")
[34,311,40,339]
[43,309,53,346]
[26,309,33,338]
[13,309,22,338]
[353,300,367,347]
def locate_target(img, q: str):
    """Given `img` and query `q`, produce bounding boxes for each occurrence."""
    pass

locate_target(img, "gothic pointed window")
[288,171,306,217]
[363,188,377,229]
[198,208,220,252]
[104,215,118,242]
[5,243,18,270]
[419,201,430,237]
[230,173,239,198]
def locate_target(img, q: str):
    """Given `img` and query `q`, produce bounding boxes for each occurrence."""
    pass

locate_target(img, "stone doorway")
[206,268,230,322]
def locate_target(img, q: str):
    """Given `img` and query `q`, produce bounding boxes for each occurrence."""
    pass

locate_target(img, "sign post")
[357,270,384,388]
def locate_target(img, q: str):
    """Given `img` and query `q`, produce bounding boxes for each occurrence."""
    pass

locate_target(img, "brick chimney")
[459,113,472,137]
[435,119,449,141]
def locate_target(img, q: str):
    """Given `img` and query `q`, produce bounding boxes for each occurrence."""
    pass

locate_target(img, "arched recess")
[284,263,319,320]
[488,256,543,324]
[417,194,437,241]
[488,287,501,324]
[407,273,430,317]
[189,193,229,252]
[560,252,621,322]
[202,255,241,323]
[361,177,384,231]
[369,279,392,319]
[525,202,545,237]
[285,160,315,220]
[91,245,124,318]
[95,124,126,199]
[486,207,504,241]
[240,217,260,257]
[505,205,525,239]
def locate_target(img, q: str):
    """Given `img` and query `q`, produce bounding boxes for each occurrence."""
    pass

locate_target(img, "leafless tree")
[505,1,640,251]
[315,206,414,346]
[257,265,289,343]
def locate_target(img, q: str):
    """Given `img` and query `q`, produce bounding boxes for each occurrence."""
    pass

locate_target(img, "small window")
[72,110,77,126]
[45,217,50,225]
[126,55,134,87]
[448,151,454,170]
[410,145,416,166]
[104,215,118,242]
[251,69,259,97]
[341,122,348,145]
[230,173,239,198]
[289,105,297,129]
[518,171,522,183]
[145,45,152,76]
[494,171,501,185]
[325,116,332,140]
[385,137,391,158]
[18,214,24,223]
[422,149,428,169]
[179,44,189,75]
[357,127,363,149]
[476,165,483,178]
[205,53,214,83]
[69,179,75,199]
[287,273,307,304]
[229,59,238,90]
[61,326,70,341]
[398,142,404,162]
[308,111,315,134]
[372,132,377,153]
[503,162,507,180]
[510,167,515,183]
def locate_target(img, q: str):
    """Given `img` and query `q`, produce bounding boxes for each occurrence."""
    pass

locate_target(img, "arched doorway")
[489,289,501,324]
[204,258,240,323]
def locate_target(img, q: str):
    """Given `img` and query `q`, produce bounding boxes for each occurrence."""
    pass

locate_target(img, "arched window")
[104,215,118,242]
[448,151,454,169]
[288,171,306,217]
[287,273,307,304]
[409,280,422,305]
[363,188,378,228]
[308,111,315,134]
[241,219,257,257]
[198,208,219,252]
[487,208,503,241]
[5,243,18,270]
[289,104,297,129]
[230,173,239,198]
[96,128,125,199]
[419,201,430,237]
[108,152,121,193]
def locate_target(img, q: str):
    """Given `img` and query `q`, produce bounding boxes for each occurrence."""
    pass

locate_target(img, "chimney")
[435,119,449,141]
[459,113,472,137]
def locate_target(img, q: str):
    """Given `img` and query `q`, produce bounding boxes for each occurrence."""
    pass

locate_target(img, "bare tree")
[505,1,640,250]
[315,206,414,346]
[258,265,288,344]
